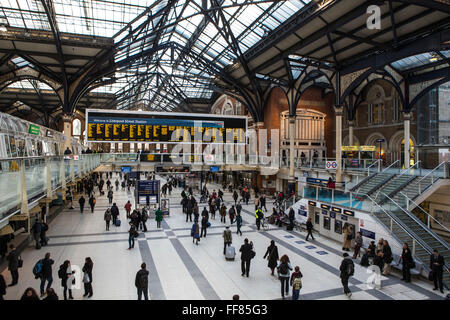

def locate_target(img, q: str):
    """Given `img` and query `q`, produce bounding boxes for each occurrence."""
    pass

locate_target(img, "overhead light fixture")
[0,24,7,32]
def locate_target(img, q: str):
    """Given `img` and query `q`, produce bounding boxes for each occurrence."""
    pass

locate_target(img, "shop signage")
[341,145,377,152]
[320,204,330,210]
[330,211,336,219]
[298,209,307,217]
[321,210,328,215]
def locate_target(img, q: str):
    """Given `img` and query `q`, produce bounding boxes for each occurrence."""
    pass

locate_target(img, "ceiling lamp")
[429,52,440,62]
[0,24,7,32]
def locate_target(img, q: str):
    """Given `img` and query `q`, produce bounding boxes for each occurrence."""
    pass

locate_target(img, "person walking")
[40,252,54,297]
[260,194,267,212]
[223,226,232,254]
[254,197,260,211]
[107,189,113,204]
[290,266,303,300]
[263,240,279,276]
[305,217,315,241]
[33,219,42,249]
[239,238,253,277]
[339,253,354,298]
[200,214,208,238]
[430,249,445,293]
[125,200,132,219]
[193,202,199,223]
[342,223,352,251]
[155,207,163,229]
[89,195,96,213]
[115,179,119,191]
[128,223,137,250]
[140,209,148,232]
[78,195,85,214]
[353,231,363,259]
[191,221,200,245]
[229,205,236,224]
[233,190,238,205]
[104,208,112,231]
[255,207,263,231]
[40,221,49,247]
[277,255,293,298]
[382,239,393,276]
[186,198,193,222]
[82,257,93,298]
[236,201,242,215]
[135,263,149,300]
[209,199,216,220]
[400,242,414,283]
[220,203,227,224]
[236,212,243,236]
[6,244,19,286]
[111,203,119,226]
[58,260,74,300]
[287,207,295,231]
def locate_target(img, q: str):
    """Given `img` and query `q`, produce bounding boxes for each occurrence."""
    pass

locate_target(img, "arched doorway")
[389,131,416,167]
[365,133,387,164]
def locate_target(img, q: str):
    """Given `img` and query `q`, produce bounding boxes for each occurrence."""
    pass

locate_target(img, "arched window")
[72,119,81,136]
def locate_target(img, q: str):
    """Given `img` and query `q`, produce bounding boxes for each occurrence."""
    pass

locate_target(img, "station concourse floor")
[1,174,446,300]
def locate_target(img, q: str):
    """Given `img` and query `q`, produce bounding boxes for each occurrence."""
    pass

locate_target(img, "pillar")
[335,106,343,183]
[62,114,73,152]
[404,112,411,169]
[19,160,30,233]
[254,122,265,165]
[289,116,296,179]
[348,120,354,146]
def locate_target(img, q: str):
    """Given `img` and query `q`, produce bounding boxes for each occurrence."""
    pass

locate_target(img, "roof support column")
[335,106,343,184]
[62,114,73,152]
[289,116,296,181]
[403,112,411,169]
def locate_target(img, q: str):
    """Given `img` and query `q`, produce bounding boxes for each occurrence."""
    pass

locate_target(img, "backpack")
[346,260,355,276]
[279,262,289,274]
[33,260,43,278]
[293,277,302,290]
[58,265,65,279]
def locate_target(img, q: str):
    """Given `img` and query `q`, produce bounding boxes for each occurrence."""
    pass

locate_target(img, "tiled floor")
[1,174,446,300]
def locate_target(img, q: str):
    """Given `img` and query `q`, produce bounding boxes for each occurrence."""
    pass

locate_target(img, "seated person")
[373,250,384,273]
[367,241,376,257]
[360,248,372,267]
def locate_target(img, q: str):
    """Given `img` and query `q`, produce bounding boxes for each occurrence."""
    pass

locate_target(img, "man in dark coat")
[78,196,85,213]
[111,203,119,226]
[430,249,445,293]
[239,238,253,277]
[339,252,354,297]
[40,252,54,296]
[288,207,295,231]
[186,199,193,222]
[6,244,19,286]
[135,263,149,300]
[306,217,315,240]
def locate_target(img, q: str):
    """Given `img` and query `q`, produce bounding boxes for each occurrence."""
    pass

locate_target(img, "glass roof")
[391,51,450,71]
[0,0,312,111]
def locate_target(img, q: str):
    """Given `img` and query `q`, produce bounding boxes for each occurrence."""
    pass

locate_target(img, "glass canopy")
[0,0,312,111]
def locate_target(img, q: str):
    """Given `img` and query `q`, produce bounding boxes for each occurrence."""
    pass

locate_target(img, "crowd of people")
[0,172,446,301]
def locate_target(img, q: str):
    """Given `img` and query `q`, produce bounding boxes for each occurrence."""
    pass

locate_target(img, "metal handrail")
[380,159,400,174]
[380,192,450,252]
[418,161,446,183]
[399,160,420,176]
[399,191,450,233]
[366,159,382,175]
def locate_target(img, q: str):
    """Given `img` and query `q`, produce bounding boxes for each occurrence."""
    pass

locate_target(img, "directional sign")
[325,161,338,169]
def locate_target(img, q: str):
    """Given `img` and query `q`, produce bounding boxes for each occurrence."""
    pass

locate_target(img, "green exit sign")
[29,124,40,135]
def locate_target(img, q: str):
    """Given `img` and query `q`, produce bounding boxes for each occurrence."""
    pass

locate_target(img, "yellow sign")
[360,146,377,152]
[341,146,359,151]
[341,146,376,152]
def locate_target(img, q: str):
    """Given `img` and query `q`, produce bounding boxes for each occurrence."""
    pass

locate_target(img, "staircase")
[375,174,416,203]
[376,193,450,288]
[355,172,396,196]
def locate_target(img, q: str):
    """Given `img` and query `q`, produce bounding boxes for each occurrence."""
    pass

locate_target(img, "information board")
[86,109,247,144]
[137,180,160,205]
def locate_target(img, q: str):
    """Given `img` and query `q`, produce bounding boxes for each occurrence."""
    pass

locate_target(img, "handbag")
[428,270,434,281]
[17,256,23,268]
[83,272,90,283]
[250,250,256,259]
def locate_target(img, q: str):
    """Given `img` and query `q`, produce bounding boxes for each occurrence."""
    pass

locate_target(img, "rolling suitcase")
[115,219,121,227]
[225,245,236,261]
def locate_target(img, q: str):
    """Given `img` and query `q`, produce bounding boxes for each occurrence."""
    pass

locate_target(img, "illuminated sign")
[29,124,40,135]
[308,201,317,207]
[343,209,355,217]
[320,204,330,210]
[331,207,342,213]
[86,109,247,144]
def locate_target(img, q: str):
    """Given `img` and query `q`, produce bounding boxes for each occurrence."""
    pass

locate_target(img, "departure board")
[86,109,247,144]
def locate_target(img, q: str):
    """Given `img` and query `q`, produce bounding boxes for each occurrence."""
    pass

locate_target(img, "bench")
[391,254,423,276]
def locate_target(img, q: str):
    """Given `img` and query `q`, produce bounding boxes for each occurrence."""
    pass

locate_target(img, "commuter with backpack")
[339,252,355,297]
[33,252,54,297]
[277,255,293,298]
[290,266,303,300]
